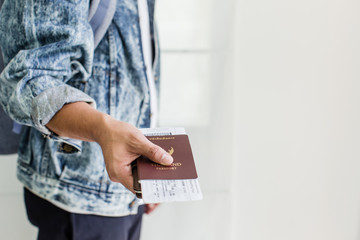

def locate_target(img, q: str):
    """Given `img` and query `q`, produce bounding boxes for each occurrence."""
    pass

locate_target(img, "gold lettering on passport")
[149,137,175,141]
[151,163,182,167]
[156,167,177,170]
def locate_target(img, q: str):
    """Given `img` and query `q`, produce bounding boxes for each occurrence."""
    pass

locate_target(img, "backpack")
[0,0,116,154]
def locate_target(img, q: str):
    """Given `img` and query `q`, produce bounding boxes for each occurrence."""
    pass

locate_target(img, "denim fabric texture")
[0,0,160,216]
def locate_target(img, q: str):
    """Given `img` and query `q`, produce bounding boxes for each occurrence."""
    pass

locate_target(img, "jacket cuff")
[31,85,96,152]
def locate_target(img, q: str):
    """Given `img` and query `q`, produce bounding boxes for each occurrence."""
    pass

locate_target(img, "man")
[0,0,171,239]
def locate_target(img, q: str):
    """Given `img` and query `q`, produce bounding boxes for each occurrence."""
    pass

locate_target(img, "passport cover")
[132,134,198,197]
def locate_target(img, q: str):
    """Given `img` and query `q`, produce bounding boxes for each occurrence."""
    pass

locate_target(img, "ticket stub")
[140,179,203,203]
[136,127,203,203]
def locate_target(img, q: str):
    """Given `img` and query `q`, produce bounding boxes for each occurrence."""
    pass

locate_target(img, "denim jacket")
[0,0,160,216]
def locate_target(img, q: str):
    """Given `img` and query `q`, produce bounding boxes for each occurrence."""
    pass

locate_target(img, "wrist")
[93,113,114,145]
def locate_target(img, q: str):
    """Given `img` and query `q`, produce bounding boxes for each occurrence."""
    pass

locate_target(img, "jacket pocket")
[59,165,104,191]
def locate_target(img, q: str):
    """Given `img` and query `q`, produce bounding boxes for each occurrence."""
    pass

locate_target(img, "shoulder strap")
[89,0,116,48]
[0,0,116,154]
[0,0,19,155]
[0,108,21,155]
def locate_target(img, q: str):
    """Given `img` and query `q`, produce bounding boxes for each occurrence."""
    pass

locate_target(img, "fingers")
[106,164,135,194]
[118,177,135,195]
[129,130,173,166]
[122,177,135,194]
[144,203,160,214]
[143,143,173,165]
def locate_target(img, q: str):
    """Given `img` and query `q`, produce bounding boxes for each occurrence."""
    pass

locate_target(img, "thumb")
[137,137,173,166]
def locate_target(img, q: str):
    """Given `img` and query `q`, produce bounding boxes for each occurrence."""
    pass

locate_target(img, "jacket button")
[61,143,75,153]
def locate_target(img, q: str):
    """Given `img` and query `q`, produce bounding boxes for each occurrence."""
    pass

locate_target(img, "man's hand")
[145,203,160,214]
[96,119,173,193]
[46,102,173,193]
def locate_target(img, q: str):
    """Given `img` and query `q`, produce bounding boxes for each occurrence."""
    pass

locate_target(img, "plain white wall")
[233,0,360,239]
[0,154,37,239]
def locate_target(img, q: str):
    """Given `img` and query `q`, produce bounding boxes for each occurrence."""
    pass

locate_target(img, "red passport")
[132,134,198,197]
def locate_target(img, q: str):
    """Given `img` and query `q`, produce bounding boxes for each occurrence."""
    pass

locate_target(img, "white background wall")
[233,0,360,239]
[1,0,360,240]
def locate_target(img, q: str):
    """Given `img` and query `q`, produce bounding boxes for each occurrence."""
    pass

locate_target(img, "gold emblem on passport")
[168,147,174,156]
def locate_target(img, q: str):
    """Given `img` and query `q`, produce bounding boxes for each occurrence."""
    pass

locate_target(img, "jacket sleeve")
[0,0,96,138]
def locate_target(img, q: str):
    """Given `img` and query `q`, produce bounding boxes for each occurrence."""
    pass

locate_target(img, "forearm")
[46,101,173,192]
[46,101,108,143]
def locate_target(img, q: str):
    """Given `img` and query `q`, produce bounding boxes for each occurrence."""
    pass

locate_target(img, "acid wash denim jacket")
[0,0,160,216]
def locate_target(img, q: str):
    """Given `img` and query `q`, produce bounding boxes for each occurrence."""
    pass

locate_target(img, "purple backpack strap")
[89,0,116,48]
